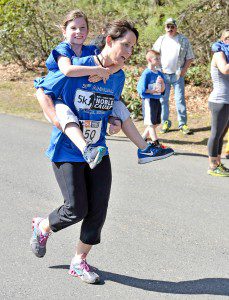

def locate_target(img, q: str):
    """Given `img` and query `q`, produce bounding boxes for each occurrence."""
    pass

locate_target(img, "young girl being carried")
[37,9,124,169]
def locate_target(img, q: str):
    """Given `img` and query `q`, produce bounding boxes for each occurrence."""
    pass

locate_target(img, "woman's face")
[108,30,137,65]
[63,17,88,46]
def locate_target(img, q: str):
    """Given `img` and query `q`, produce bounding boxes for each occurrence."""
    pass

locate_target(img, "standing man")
[153,18,195,134]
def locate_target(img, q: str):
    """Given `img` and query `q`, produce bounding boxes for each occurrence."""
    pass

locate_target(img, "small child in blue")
[137,50,173,150]
[211,29,229,63]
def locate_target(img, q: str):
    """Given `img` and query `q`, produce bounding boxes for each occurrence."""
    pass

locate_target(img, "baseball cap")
[164,18,177,26]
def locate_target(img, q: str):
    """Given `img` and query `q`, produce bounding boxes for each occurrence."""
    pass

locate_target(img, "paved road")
[0,114,229,300]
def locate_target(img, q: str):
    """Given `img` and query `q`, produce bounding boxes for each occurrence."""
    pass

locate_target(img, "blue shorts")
[142,98,161,125]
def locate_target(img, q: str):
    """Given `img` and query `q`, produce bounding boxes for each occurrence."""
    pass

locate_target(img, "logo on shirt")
[74,89,114,111]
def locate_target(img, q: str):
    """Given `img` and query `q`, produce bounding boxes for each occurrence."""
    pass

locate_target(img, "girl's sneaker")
[83,145,106,169]
[30,217,50,258]
[69,257,100,284]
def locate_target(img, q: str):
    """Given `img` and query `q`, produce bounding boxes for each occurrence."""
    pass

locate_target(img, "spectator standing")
[137,50,173,154]
[153,18,195,134]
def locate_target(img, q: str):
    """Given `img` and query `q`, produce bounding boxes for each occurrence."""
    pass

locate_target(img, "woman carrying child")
[30,14,175,284]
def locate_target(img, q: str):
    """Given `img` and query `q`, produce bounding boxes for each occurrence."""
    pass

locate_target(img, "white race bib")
[80,119,102,144]
[74,89,114,111]
[74,90,94,110]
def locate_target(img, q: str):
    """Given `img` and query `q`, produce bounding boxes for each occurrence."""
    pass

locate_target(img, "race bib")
[80,119,102,144]
[74,89,114,111]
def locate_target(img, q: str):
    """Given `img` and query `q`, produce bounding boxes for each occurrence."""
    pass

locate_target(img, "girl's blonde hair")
[61,10,89,30]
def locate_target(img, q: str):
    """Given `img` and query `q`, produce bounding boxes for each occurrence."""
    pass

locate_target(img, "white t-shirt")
[160,35,180,74]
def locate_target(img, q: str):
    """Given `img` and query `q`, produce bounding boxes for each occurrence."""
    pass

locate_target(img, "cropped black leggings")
[49,156,112,245]
[207,102,229,157]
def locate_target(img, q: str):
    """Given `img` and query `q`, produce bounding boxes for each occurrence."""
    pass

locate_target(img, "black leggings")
[207,102,229,157]
[49,155,112,245]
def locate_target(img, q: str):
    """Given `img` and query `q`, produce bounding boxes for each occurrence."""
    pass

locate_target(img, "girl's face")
[108,30,137,65]
[63,17,88,46]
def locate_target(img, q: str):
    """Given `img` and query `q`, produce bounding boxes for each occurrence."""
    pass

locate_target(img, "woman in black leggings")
[207,36,229,176]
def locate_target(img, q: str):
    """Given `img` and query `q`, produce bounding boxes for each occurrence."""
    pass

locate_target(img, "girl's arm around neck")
[57,56,111,79]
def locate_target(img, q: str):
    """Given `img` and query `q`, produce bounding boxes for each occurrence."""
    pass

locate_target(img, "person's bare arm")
[213,52,229,74]
[36,88,61,130]
[58,56,110,82]
[89,62,124,83]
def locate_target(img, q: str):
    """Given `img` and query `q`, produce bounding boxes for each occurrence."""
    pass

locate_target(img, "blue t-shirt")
[137,68,164,99]
[35,56,125,162]
[34,42,99,103]
[45,41,98,71]
[212,41,229,63]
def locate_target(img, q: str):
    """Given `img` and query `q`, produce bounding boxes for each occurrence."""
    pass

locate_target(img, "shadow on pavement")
[174,152,208,158]
[49,265,229,296]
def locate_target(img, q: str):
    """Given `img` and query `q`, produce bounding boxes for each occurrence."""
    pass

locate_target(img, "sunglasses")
[166,25,175,29]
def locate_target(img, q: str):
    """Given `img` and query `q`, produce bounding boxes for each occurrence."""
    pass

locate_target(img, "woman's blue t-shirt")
[35,56,125,162]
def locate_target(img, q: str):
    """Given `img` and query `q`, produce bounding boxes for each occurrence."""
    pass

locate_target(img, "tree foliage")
[0,0,228,117]
[0,0,227,70]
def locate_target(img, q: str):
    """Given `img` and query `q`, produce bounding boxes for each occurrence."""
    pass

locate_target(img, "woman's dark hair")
[104,20,139,41]
[93,20,139,50]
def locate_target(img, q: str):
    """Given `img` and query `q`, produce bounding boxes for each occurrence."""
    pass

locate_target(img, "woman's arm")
[213,52,229,74]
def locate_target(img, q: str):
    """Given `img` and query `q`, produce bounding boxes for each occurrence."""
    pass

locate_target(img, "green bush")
[186,64,211,87]
[0,0,227,118]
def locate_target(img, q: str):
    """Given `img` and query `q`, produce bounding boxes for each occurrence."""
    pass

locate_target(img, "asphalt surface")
[0,114,229,300]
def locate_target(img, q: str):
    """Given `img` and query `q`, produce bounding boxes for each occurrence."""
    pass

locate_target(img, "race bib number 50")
[80,119,102,144]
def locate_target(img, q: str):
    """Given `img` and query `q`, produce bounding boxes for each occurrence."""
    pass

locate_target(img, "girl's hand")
[88,74,103,83]
[97,67,111,83]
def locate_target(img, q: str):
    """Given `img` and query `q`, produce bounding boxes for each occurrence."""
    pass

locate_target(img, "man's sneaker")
[160,120,170,134]
[207,164,229,177]
[138,143,174,164]
[83,145,106,169]
[69,257,100,284]
[180,124,192,135]
[30,217,50,258]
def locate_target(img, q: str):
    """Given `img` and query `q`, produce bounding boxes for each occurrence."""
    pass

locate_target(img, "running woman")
[31,20,173,285]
